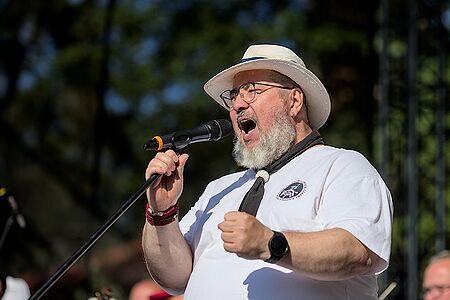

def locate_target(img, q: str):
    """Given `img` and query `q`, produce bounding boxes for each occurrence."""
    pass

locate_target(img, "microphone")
[0,186,26,229]
[143,119,233,151]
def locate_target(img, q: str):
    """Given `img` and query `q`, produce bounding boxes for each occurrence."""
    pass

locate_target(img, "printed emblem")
[277,181,306,201]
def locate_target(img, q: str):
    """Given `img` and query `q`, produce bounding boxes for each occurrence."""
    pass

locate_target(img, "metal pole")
[435,0,446,252]
[0,216,14,252]
[378,0,390,290]
[379,0,390,182]
[406,0,418,298]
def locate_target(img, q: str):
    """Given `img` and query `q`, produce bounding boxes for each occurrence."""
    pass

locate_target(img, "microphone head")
[143,119,233,152]
[208,119,233,140]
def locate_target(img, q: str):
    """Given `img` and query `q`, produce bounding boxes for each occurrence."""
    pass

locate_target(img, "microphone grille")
[209,119,232,140]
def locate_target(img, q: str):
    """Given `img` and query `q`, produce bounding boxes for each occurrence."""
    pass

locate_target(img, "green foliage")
[0,0,448,299]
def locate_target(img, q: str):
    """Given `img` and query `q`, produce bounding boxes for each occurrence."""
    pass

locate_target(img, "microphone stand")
[28,173,161,300]
[0,215,14,252]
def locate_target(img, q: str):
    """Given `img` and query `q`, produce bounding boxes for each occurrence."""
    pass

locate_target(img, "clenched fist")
[218,211,273,260]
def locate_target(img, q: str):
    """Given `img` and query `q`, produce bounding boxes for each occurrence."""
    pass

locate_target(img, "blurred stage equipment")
[0,186,26,252]
[377,281,398,300]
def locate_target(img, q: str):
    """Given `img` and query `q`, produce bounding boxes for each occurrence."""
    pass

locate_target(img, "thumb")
[177,153,189,173]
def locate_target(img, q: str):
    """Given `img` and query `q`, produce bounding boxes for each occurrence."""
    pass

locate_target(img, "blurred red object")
[149,290,171,300]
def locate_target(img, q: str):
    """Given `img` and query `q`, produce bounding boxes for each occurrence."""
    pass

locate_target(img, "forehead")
[232,69,278,86]
[424,259,450,283]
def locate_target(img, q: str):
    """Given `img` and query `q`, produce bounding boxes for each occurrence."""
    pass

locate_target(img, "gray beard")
[232,111,296,169]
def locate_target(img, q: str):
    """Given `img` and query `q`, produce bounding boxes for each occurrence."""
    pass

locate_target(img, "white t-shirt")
[179,146,393,300]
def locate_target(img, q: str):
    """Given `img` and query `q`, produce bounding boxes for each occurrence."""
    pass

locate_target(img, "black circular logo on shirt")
[277,181,306,201]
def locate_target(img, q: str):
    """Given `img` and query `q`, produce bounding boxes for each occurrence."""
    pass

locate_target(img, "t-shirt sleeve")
[179,180,216,246]
[318,151,393,274]
[179,195,205,246]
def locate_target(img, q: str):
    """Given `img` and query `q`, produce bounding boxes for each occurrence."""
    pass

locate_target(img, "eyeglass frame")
[219,82,297,110]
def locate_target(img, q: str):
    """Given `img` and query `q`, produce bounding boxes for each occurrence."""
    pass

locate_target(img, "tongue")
[242,126,256,142]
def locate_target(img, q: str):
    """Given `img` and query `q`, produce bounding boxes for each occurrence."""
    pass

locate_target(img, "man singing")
[141,44,393,299]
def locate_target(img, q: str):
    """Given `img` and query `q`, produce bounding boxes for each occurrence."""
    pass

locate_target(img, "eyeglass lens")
[221,83,257,109]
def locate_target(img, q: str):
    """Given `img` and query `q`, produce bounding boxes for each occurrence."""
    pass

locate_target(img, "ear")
[288,88,305,118]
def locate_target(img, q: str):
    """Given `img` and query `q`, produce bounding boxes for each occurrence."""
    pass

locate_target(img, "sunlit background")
[0,0,449,299]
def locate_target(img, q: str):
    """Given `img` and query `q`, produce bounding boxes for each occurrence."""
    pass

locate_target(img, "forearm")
[279,228,375,281]
[142,221,193,293]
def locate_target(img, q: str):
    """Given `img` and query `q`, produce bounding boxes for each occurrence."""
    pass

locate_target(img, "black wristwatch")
[264,231,289,264]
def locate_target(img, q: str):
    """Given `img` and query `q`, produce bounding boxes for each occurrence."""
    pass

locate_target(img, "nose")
[424,289,440,300]
[231,93,250,112]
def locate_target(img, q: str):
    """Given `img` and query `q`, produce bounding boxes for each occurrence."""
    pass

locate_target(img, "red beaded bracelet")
[145,202,179,226]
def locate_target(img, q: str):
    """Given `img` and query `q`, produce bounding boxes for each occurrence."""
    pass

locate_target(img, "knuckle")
[155,152,165,159]
[242,212,252,221]
[217,222,224,231]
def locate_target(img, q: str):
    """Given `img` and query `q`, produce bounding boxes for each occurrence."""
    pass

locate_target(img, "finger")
[145,153,178,179]
[174,153,189,179]
[146,159,173,180]
[223,211,241,221]
[156,152,179,175]
[223,241,237,253]
[220,231,236,243]
[165,149,179,160]
[177,153,189,171]
[218,220,234,233]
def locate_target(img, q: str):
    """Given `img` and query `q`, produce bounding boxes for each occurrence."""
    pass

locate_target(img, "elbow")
[348,247,376,277]
[358,252,374,274]
[328,239,375,280]
[364,255,373,271]
[150,271,189,295]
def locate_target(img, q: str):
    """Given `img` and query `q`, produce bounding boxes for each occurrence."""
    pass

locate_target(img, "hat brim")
[204,59,330,130]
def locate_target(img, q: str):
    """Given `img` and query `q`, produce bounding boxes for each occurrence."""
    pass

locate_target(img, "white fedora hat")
[204,44,331,130]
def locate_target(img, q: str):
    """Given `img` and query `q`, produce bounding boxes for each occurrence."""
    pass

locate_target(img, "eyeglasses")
[422,285,450,297]
[219,82,295,110]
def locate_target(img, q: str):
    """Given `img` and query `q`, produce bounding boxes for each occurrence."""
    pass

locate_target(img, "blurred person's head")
[423,250,450,300]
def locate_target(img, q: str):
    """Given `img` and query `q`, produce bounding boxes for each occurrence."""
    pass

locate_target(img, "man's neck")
[293,122,313,145]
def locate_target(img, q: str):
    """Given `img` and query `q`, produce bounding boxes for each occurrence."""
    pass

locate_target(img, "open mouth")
[238,118,257,134]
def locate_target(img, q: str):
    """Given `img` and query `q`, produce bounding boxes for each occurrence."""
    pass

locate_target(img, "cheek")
[256,103,285,131]
[229,111,240,133]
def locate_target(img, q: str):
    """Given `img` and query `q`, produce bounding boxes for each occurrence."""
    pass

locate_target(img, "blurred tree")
[0,0,448,299]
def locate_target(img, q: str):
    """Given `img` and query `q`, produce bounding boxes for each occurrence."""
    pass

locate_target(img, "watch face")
[271,234,288,256]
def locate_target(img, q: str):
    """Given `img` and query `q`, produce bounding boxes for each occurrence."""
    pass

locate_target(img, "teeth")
[237,118,248,130]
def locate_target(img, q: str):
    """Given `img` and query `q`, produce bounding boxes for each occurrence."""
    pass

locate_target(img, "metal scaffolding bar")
[378,0,390,290]
[379,0,390,182]
[406,0,419,298]
[436,0,447,252]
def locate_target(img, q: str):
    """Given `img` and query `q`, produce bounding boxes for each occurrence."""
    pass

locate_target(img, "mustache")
[235,111,257,126]
[236,110,255,119]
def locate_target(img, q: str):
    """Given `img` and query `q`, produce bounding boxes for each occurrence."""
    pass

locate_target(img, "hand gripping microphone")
[143,119,233,151]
